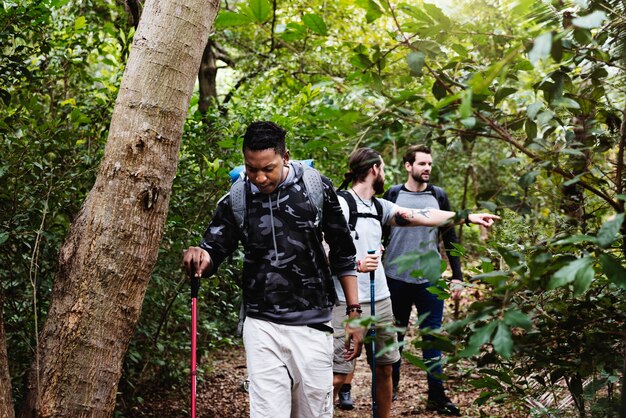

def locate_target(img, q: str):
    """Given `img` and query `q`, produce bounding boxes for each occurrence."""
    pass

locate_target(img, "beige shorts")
[243,317,334,417]
[332,297,401,374]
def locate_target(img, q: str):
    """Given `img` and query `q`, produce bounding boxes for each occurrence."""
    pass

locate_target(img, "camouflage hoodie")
[200,161,357,325]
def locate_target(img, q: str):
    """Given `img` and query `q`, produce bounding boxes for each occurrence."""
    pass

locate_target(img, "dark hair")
[338,147,382,190]
[242,121,287,155]
[402,144,431,165]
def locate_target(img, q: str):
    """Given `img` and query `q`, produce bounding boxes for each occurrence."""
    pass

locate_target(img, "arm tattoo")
[413,208,431,218]
[394,208,431,226]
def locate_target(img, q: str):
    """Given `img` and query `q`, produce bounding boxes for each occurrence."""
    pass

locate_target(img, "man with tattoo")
[382,145,474,415]
[332,148,498,417]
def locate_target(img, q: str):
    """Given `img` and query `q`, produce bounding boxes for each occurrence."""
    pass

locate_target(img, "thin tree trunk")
[0,293,15,418]
[21,0,219,416]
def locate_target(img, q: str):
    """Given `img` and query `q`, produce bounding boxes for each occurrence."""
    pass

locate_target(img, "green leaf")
[469,322,497,347]
[527,102,542,119]
[553,235,596,245]
[418,250,445,282]
[525,120,537,140]
[355,0,384,23]
[74,16,86,31]
[470,376,501,389]
[493,323,513,358]
[494,87,516,105]
[572,10,607,29]
[248,0,271,22]
[0,232,8,246]
[518,170,539,189]
[548,256,593,290]
[460,117,476,128]
[302,14,327,35]
[503,310,532,330]
[406,51,425,76]
[529,32,552,66]
[214,11,254,28]
[477,200,497,212]
[552,97,580,109]
[599,253,626,290]
[596,213,625,249]
[423,3,450,27]
[460,89,472,118]
[573,262,594,296]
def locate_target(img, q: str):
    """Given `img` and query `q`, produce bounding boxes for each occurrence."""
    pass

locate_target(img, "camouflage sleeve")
[199,194,241,276]
[320,176,357,276]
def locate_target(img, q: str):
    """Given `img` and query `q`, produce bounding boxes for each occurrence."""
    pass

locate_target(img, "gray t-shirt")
[383,189,440,284]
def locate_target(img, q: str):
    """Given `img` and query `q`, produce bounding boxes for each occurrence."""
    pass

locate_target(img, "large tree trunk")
[0,294,14,418]
[21,0,219,416]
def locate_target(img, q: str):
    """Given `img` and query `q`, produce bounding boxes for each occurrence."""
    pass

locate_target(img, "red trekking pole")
[190,275,200,418]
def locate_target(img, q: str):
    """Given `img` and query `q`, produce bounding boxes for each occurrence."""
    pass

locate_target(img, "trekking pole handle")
[367,250,376,283]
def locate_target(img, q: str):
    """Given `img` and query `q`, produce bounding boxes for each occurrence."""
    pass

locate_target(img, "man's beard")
[374,174,385,194]
[412,173,429,184]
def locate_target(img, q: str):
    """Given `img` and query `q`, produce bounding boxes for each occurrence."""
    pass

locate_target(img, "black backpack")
[336,190,383,240]
[384,184,446,208]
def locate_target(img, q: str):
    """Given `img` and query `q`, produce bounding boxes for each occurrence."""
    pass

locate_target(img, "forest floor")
[139,297,536,417]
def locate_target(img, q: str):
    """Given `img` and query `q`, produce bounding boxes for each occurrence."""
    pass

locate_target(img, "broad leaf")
[553,234,596,245]
[248,0,271,22]
[460,89,472,118]
[356,0,384,23]
[215,11,254,28]
[573,262,594,296]
[302,14,327,35]
[494,87,516,105]
[548,256,593,290]
[596,213,625,248]
[503,310,532,330]
[407,51,425,76]
[493,322,513,358]
[599,253,626,290]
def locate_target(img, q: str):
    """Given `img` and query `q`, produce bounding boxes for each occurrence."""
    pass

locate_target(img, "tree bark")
[21,0,219,416]
[0,293,15,418]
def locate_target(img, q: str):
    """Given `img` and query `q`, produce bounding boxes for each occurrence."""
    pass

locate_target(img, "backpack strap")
[229,162,324,240]
[384,184,403,203]
[229,179,247,240]
[337,190,383,240]
[430,185,446,209]
[301,164,324,228]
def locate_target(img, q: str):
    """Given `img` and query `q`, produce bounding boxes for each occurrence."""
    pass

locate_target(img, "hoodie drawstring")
[268,190,281,264]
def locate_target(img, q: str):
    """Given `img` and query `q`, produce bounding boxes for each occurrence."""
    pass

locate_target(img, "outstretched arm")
[390,207,500,228]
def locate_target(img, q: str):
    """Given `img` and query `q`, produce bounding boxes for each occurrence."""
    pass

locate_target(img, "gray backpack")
[229,161,325,241]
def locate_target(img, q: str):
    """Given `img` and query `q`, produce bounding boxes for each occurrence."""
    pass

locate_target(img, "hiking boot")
[426,386,460,416]
[392,385,398,402]
[338,384,354,410]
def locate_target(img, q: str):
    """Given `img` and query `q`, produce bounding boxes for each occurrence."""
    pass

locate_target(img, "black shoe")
[392,385,398,402]
[338,385,354,410]
[427,387,460,416]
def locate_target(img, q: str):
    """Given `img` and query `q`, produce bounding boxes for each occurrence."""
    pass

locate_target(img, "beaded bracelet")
[346,304,363,316]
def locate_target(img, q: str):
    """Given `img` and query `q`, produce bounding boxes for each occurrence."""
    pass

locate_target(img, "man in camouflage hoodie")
[183,121,363,418]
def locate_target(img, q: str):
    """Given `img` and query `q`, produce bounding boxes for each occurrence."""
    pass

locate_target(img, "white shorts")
[243,317,334,418]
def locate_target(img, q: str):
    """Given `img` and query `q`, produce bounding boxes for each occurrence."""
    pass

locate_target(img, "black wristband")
[465,212,472,226]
